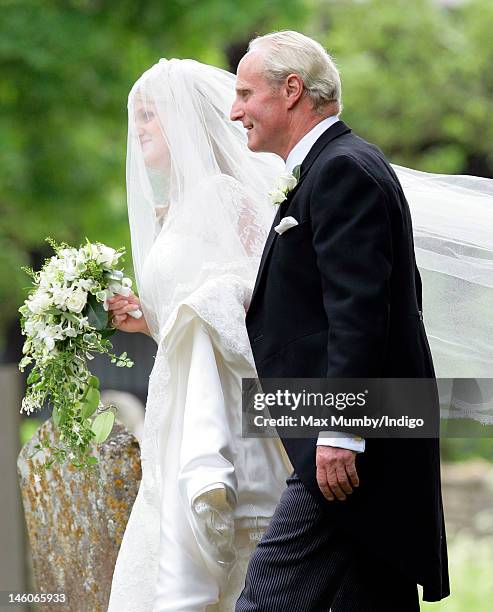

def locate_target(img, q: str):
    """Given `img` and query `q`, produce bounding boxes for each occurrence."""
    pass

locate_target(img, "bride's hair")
[248,30,342,114]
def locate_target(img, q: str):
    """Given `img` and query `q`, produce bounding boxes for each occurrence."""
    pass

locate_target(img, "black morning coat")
[245,120,450,601]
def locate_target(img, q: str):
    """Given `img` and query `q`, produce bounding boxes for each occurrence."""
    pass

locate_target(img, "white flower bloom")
[108,281,122,293]
[60,247,78,259]
[106,270,124,281]
[96,245,117,267]
[107,280,132,300]
[77,315,90,329]
[268,171,298,206]
[24,320,36,336]
[96,288,113,311]
[27,291,52,315]
[75,248,87,261]
[61,257,80,281]
[77,278,94,291]
[277,172,298,192]
[268,188,288,206]
[106,279,131,299]
[21,396,39,415]
[66,287,88,313]
[51,284,73,309]
[39,274,51,289]
[19,356,33,370]
[33,320,47,334]
[85,243,100,260]
[38,323,64,350]
[118,286,132,298]
[64,324,78,338]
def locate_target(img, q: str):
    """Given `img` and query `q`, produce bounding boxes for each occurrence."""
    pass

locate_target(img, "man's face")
[230,52,288,155]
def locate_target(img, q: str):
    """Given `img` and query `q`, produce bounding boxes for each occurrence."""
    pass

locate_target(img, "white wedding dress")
[107,226,291,612]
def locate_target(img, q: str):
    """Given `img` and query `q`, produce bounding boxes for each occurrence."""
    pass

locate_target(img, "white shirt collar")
[285,115,340,174]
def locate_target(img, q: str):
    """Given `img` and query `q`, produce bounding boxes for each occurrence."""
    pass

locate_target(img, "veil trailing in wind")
[393,166,493,425]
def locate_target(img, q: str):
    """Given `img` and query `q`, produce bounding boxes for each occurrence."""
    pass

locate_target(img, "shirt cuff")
[316,432,365,453]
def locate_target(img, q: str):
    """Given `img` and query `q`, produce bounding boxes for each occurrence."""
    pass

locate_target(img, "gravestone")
[17,419,141,612]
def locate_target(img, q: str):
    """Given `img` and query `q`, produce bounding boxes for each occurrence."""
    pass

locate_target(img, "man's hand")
[316,445,359,501]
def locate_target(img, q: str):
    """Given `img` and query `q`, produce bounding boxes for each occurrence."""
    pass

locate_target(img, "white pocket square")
[274,216,299,235]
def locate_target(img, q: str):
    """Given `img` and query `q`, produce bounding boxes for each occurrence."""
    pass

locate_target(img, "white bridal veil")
[394,167,493,425]
[126,58,282,342]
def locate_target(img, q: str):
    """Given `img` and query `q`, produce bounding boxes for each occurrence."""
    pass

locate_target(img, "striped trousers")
[235,473,420,612]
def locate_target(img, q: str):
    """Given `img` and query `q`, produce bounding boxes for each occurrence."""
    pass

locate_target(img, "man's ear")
[284,74,304,110]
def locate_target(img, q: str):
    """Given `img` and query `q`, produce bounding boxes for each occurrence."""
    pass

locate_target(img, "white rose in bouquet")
[66,287,88,313]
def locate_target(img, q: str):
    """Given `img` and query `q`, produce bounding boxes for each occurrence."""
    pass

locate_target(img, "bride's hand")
[107,293,151,336]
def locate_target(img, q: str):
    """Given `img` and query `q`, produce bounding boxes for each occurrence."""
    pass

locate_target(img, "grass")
[421,534,493,611]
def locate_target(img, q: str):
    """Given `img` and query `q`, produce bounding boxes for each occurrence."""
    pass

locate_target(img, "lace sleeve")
[204,173,271,258]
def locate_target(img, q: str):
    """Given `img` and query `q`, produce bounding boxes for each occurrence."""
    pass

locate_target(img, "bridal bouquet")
[18,237,139,475]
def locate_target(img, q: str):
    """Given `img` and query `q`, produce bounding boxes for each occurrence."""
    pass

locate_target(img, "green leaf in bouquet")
[52,404,60,427]
[91,411,115,444]
[52,404,68,427]
[27,369,40,385]
[62,312,80,325]
[88,375,100,389]
[100,327,116,339]
[87,456,98,465]
[45,307,62,316]
[85,294,109,331]
[80,387,100,419]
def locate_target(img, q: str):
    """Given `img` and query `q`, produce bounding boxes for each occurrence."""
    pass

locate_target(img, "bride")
[106,58,291,611]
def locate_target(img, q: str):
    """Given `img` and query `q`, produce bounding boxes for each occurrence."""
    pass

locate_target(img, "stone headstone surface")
[441,459,493,537]
[17,418,141,612]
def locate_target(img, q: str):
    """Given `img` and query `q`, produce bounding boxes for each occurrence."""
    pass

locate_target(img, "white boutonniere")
[268,165,301,205]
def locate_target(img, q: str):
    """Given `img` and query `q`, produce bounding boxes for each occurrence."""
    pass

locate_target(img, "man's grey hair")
[247,30,342,115]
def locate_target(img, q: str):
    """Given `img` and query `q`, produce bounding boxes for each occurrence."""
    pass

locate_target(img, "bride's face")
[134,100,170,170]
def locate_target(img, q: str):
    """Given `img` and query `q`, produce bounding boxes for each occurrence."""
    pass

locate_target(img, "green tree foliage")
[307,0,493,175]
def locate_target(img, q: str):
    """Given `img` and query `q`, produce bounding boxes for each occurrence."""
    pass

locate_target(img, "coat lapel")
[285,120,351,200]
[249,120,352,309]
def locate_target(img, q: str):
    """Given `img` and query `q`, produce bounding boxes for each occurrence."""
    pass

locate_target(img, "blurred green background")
[2,1,493,609]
